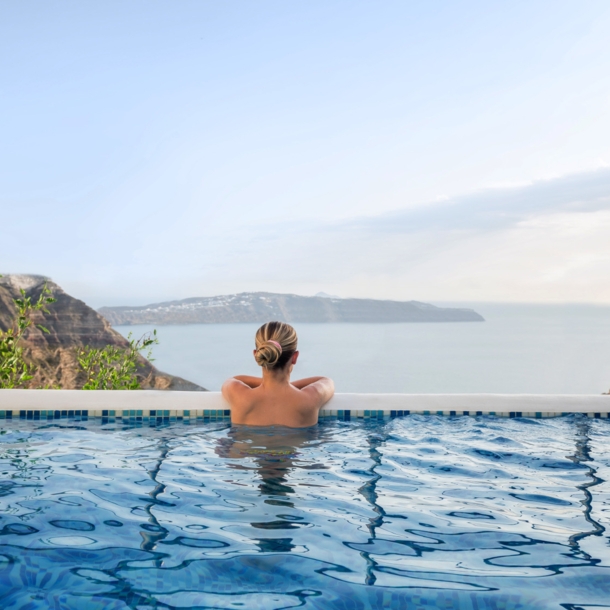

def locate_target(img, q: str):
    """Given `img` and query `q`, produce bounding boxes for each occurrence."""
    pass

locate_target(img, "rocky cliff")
[0,275,204,390]
[98,292,485,325]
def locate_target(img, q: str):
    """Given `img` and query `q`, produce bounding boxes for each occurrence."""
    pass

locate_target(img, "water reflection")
[357,427,390,586]
[215,425,327,497]
[567,418,605,553]
[139,436,171,565]
[215,425,328,553]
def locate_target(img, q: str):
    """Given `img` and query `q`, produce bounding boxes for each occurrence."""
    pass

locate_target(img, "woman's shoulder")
[222,378,256,407]
[293,377,335,406]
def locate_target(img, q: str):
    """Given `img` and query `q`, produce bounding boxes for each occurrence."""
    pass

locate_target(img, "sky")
[2,1,610,307]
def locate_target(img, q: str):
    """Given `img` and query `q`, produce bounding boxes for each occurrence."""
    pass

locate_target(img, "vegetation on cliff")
[0,275,204,390]
[0,280,55,388]
[77,331,159,390]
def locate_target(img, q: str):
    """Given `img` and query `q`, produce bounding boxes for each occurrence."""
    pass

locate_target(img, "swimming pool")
[1,415,609,609]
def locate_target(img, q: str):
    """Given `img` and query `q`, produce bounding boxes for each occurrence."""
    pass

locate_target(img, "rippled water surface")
[1,415,609,609]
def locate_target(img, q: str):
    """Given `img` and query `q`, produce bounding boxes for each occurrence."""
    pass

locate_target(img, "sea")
[115,303,610,394]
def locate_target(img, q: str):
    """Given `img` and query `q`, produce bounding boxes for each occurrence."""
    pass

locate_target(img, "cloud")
[4,167,610,305]
[337,166,610,234]
[210,168,610,303]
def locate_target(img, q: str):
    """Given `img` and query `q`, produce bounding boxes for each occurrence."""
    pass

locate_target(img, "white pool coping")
[0,390,609,419]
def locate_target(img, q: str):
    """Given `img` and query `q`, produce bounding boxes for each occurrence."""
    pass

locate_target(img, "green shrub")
[0,281,56,389]
[1,275,159,390]
[77,331,159,390]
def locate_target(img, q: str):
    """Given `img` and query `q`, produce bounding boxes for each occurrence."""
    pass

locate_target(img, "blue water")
[1,415,609,609]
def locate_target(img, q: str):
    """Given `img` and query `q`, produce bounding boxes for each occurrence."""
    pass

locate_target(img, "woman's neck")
[261,366,291,387]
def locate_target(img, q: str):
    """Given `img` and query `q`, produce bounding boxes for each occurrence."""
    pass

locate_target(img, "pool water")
[1,415,609,609]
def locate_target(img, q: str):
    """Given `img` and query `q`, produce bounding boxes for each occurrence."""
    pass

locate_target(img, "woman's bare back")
[221,321,334,428]
[222,375,335,427]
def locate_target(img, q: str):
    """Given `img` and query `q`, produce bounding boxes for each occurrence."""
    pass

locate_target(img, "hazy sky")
[2,1,610,306]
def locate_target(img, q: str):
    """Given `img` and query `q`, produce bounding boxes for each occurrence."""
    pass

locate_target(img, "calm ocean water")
[116,304,610,394]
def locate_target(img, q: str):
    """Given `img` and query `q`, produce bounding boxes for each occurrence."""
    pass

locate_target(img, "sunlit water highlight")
[1,416,609,609]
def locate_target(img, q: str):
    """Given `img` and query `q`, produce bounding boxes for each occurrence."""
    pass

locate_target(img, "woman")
[221,321,335,427]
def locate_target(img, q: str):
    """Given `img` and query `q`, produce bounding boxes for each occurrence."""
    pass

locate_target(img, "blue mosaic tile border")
[0,409,608,423]
[0,409,233,424]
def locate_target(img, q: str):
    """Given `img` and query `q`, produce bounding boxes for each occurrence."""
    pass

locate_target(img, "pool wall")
[0,390,609,421]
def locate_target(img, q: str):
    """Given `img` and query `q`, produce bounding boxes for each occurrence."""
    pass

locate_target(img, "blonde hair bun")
[254,321,298,370]
[254,341,283,368]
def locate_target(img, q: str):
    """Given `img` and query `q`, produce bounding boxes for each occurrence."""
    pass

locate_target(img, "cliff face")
[0,275,204,390]
[98,292,485,325]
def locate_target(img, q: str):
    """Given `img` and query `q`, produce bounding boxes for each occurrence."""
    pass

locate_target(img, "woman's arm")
[221,377,255,406]
[232,375,262,388]
[291,376,327,389]
[297,377,335,410]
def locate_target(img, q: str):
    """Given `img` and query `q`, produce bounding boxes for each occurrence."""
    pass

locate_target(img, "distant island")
[98,292,485,325]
